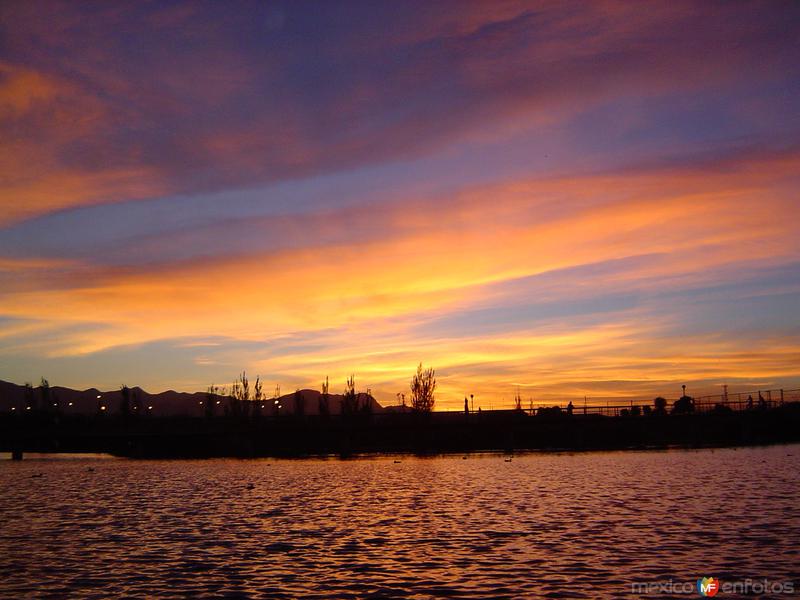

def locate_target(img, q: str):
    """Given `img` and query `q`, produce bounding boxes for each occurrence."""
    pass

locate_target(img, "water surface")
[1,446,798,598]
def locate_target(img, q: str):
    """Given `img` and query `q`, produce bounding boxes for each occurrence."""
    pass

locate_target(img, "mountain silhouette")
[0,380,383,416]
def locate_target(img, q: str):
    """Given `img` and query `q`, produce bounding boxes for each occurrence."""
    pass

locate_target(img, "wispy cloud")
[1,1,799,404]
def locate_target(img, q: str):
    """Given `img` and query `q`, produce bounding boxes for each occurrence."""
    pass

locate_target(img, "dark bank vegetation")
[1,369,799,459]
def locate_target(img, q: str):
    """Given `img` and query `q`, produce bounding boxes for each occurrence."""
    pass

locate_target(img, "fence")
[512,387,800,417]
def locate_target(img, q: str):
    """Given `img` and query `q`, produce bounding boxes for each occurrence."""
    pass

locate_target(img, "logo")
[697,577,720,597]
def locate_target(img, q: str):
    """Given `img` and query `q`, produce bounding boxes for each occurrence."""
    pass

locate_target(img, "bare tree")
[228,371,251,417]
[341,375,358,415]
[240,371,250,417]
[273,383,281,416]
[410,363,436,412]
[362,387,373,415]
[229,380,242,416]
[253,376,263,418]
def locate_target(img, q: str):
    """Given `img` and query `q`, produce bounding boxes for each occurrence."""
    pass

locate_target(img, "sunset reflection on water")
[1,446,798,598]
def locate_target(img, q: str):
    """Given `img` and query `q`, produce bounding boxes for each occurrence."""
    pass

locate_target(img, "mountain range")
[0,380,384,416]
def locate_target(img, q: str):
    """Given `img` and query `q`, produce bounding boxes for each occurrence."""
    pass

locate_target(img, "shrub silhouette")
[672,395,695,414]
[536,406,563,418]
[713,403,733,415]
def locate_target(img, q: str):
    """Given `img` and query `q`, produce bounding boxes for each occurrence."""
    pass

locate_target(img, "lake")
[1,445,798,598]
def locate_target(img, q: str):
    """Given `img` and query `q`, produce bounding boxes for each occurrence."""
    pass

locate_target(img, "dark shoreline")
[3,403,799,459]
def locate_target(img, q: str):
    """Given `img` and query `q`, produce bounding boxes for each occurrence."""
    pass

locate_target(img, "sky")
[1,1,799,409]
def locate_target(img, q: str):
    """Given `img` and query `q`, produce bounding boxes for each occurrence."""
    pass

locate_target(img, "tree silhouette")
[362,387,373,415]
[653,396,668,415]
[239,371,250,417]
[341,375,358,415]
[229,371,250,417]
[410,363,436,412]
[252,376,264,418]
[319,376,330,418]
[229,380,241,416]
[272,383,281,416]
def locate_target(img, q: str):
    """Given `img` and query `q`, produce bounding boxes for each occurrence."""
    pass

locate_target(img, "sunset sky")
[1,1,799,408]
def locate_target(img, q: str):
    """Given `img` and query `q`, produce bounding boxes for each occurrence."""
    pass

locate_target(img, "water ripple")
[1,446,799,597]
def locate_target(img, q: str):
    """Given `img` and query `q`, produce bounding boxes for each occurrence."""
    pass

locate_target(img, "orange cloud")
[1,152,797,389]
